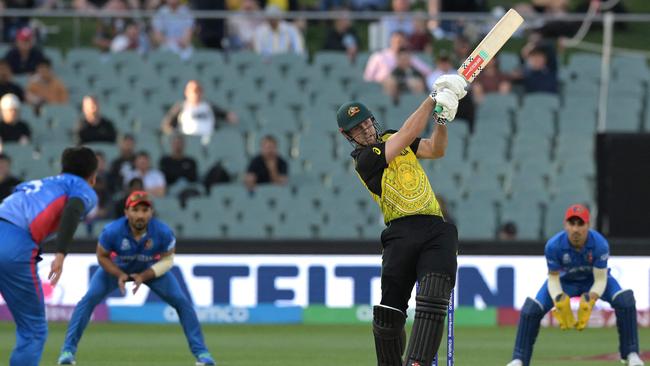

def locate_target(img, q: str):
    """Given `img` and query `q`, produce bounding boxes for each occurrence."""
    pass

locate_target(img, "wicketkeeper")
[507,204,644,366]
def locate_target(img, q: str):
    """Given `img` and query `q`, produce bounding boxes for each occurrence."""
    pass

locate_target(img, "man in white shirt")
[252,5,305,57]
[364,31,432,83]
[122,151,167,197]
[161,80,238,144]
[151,0,194,60]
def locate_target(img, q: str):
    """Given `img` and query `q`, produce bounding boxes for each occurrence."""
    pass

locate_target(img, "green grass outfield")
[0,322,647,365]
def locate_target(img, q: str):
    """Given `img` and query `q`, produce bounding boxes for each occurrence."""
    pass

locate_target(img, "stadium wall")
[1,249,649,327]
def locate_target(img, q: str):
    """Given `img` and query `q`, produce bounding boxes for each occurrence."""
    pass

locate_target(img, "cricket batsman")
[57,191,216,366]
[336,74,466,366]
[507,204,644,366]
[0,146,99,366]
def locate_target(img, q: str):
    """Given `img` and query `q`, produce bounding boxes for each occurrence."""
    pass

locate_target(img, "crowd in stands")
[0,0,622,239]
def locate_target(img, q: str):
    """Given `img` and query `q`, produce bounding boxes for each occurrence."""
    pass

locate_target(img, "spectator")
[427,0,487,38]
[380,0,414,47]
[0,153,21,201]
[191,0,226,49]
[151,0,195,60]
[0,93,30,144]
[244,134,288,191]
[112,177,144,218]
[384,48,426,102]
[1,0,35,43]
[452,35,471,65]
[408,16,434,55]
[161,80,237,143]
[0,59,24,101]
[252,5,305,57]
[472,59,512,104]
[88,151,112,220]
[123,151,166,197]
[75,95,118,144]
[109,133,136,190]
[426,52,455,87]
[322,11,359,63]
[74,0,130,10]
[110,20,150,55]
[159,134,198,186]
[25,58,69,106]
[3,27,45,75]
[521,47,558,94]
[226,0,263,50]
[364,31,431,83]
[258,0,298,11]
[498,221,518,240]
[203,160,231,193]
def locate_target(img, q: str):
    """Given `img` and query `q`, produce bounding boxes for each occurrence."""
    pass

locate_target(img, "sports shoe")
[57,351,76,365]
[627,352,645,366]
[506,360,523,366]
[195,352,216,366]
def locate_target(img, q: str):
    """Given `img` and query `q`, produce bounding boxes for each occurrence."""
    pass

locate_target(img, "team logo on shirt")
[120,239,130,251]
[372,147,381,155]
[347,106,360,117]
[144,239,154,250]
[562,253,571,264]
[586,251,593,264]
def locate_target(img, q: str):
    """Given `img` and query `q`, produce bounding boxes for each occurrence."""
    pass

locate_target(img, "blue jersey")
[544,229,609,282]
[98,217,176,274]
[0,174,97,245]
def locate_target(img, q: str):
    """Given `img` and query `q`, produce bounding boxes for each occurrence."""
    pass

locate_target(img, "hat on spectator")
[15,27,33,42]
[265,4,283,18]
[0,94,21,110]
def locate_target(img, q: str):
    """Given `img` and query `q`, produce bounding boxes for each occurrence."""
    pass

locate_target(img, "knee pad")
[612,290,639,358]
[521,297,545,319]
[612,289,636,309]
[373,305,406,366]
[404,273,453,366]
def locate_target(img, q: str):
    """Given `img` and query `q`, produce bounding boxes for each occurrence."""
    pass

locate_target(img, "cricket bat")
[434,9,524,114]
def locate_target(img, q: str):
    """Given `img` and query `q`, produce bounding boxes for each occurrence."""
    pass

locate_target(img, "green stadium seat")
[84,142,119,162]
[204,128,248,175]
[477,93,518,115]
[612,54,648,80]
[500,199,543,240]
[66,48,103,70]
[467,134,507,162]
[228,51,264,71]
[605,98,641,132]
[454,198,497,240]
[191,49,226,74]
[498,52,520,72]
[557,106,596,136]
[522,92,560,111]
[44,47,64,67]
[566,53,601,80]
[515,110,554,138]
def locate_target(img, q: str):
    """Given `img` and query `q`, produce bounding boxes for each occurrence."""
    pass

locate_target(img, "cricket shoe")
[625,352,645,366]
[57,351,76,365]
[195,352,216,366]
[506,359,523,366]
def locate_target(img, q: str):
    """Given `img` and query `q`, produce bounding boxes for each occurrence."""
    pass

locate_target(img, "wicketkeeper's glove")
[551,293,575,330]
[576,293,596,331]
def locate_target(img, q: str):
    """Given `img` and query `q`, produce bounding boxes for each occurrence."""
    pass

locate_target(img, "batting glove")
[433,74,468,100]
[430,89,459,122]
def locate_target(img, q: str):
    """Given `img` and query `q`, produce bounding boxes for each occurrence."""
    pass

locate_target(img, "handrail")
[2,8,650,22]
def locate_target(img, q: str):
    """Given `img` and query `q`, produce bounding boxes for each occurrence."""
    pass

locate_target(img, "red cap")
[125,191,152,209]
[15,28,33,42]
[565,204,590,223]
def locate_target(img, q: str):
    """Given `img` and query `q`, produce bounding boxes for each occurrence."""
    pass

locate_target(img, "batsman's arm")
[385,97,436,163]
[415,122,447,159]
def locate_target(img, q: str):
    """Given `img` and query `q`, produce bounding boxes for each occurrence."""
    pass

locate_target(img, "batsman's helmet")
[336,101,373,132]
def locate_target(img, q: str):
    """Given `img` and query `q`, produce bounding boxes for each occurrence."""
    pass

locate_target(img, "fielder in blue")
[507,204,644,366]
[58,190,215,366]
[0,147,99,366]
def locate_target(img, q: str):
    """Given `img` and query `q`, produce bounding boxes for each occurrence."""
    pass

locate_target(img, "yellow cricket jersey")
[351,131,443,224]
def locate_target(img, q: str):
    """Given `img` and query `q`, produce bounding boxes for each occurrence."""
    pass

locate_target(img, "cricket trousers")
[62,268,210,357]
[0,220,47,366]
[379,215,459,313]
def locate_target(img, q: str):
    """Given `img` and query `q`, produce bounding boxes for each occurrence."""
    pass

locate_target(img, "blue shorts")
[534,273,623,312]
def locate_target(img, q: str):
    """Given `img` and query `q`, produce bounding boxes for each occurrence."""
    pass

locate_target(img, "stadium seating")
[10,47,641,241]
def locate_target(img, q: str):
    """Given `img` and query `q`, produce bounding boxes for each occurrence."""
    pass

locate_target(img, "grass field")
[0,322,647,365]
